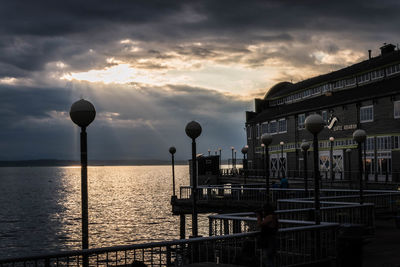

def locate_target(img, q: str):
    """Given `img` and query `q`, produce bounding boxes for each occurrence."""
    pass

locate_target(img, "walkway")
[363,218,400,267]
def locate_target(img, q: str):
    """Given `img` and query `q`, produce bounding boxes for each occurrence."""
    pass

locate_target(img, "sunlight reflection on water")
[0,166,210,258]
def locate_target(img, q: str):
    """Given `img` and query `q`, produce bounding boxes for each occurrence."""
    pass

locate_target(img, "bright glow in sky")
[61,58,292,97]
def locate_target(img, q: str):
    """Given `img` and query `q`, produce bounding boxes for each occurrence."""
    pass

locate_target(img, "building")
[245,43,400,182]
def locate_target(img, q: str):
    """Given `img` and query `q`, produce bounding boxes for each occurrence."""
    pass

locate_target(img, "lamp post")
[346,148,352,180]
[169,147,176,197]
[70,99,96,259]
[185,121,202,237]
[279,141,285,178]
[218,148,222,170]
[305,114,325,225]
[301,140,310,195]
[208,149,211,156]
[261,143,265,187]
[353,129,367,204]
[261,134,273,202]
[234,150,237,169]
[231,146,234,170]
[329,137,335,181]
[241,146,248,184]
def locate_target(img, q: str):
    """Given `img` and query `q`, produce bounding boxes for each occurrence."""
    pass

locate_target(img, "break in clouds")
[0,0,399,160]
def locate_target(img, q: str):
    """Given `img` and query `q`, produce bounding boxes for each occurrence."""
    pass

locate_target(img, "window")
[321,110,328,124]
[394,136,400,149]
[371,69,384,80]
[322,84,331,93]
[366,137,374,151]
[298,114,305,129]
[269,120,277,134]
[360,105,373,123]
[386,64,400,76]
[247,125,252,140]
[312,87,321,95]
[394,100,400,119]
[345,77,356,87]
[303,89,312,98]
[333,80,344,89]
[357,73,370,84]
[261,122,269,134]
[278,119,287,133]
[377,136,391,150]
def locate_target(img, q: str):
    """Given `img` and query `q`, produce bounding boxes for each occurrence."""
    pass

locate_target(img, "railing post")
[223,219,229,235]
[209,218,213,236]
[180,214,186,239]
[166,245,172,266]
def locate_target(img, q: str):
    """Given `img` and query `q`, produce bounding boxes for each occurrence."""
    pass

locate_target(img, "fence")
[220,168,399,182]
[0,232,257,267]
[179,185,400,211]
[209,202,374,236]
[207,214,339,267]
[0,224,338,267]
[179,186,312,203]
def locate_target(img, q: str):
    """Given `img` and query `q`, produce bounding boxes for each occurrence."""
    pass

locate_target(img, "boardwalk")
[363,218,400,267]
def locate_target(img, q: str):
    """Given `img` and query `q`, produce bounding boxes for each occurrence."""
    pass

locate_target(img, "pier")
[1,179,398,266]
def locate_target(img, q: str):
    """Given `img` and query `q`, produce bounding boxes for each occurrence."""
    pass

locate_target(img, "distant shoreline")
[0,159,189,167]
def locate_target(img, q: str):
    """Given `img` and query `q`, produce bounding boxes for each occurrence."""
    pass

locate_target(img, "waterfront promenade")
[0,177,398,266]
[364,218,400,267]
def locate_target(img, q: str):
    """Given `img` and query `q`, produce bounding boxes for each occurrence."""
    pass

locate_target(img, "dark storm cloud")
[1,0,399,79]
[0,82,249,160]
[1,0,400,160]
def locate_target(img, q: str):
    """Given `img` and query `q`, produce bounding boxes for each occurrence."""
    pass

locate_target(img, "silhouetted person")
[279,177,289,188]
[257,204,279,267]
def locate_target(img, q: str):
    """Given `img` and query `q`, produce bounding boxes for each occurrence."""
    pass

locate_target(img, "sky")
[0,0,399,161]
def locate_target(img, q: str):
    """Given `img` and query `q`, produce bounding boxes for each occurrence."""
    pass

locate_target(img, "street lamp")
[70,99,96,255]
[329,137,335,181]
[353,129,367,204]
[185,121,202,237]
[218,148,222,170]
[301,140,310,195]
[305,114,325,225]
[346,148,352,180]
[234,150,237,169]
[231,146,234,170]
[208,149,211,156]
[279,141,285,178]
[261,143,265,187]
[241,146,248,184]
[261,134,273,202]
[169,147,176,197]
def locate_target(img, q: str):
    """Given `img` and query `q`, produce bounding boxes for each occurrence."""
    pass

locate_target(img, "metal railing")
[207,214,339,267]
[0,232,258,267]
[318,193,400,212]
[179,186,312,203]
[277,199,356,210]
[179,185,400,210]
[0,224,338,267]
[209,203,374,236]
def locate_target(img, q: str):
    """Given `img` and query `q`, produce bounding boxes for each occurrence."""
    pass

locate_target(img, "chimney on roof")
[380,43,396,56]
[368,49,371,59]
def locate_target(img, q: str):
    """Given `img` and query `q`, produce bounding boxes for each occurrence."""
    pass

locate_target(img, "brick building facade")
[245,44,400,182]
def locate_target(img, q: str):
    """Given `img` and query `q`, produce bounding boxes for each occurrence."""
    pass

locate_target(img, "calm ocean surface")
[0,165,210,258]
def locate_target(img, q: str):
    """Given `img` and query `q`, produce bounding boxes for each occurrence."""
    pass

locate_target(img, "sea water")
[0,165,209,258]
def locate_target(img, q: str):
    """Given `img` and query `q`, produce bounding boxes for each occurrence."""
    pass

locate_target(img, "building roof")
[248,74,400,124]
[263,81,294,99]
[263,48,400,100]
